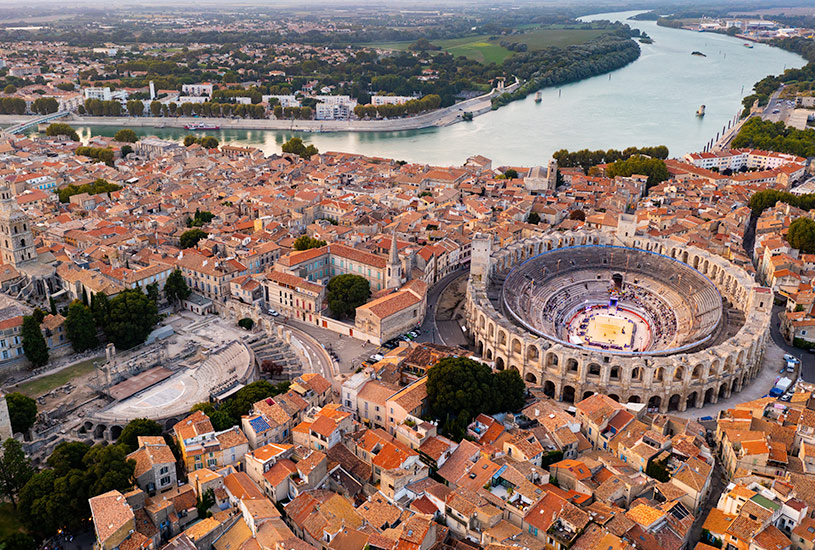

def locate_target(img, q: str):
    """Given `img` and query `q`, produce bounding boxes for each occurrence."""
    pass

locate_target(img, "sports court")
[585,314,634,348]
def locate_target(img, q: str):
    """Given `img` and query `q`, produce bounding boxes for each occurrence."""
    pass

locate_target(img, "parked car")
[268,308,279,317]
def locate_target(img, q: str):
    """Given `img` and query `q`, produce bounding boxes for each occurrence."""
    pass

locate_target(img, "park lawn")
[498,28,608,49]
[14,356,103,397]
[445,40,512,64]
[0,502,25,537]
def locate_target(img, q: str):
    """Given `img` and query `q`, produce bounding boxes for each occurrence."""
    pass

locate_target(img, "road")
[762,87,794,123]
[416,268,469,347]
[768,304,815,382]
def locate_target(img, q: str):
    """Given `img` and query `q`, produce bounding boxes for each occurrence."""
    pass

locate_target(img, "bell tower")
[0,185,37,267]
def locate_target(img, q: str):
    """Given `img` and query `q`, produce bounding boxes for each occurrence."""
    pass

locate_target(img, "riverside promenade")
[0,80,519,134]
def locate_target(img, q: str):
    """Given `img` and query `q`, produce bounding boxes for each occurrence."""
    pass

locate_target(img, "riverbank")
[0,80,519,134]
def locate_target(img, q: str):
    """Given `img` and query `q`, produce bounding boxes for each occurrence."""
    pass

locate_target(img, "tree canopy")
[45,123,79,141]
[164,269,191,304]
[732,117,815,158]
[787,217,815,253]
[21,316,48,368]
[113,128,138,143]
[117,418,163,452]
[426,357,526,440]
[282,137,318,159]
[6,393,37,435]
[605,155,669,188]
[64,300,98,352]
[179,228,208,249]
[103,289,160,349]
[326,274,370,318]
[0,438,33,507]
[293,235,327,251]
[57,178,121,203]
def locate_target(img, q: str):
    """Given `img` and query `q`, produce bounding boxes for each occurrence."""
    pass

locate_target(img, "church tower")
[386,230,401,289]
[0,185,37,267]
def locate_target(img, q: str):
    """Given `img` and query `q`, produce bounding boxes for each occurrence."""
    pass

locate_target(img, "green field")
[365,27,609,63]
[13,356,103,397]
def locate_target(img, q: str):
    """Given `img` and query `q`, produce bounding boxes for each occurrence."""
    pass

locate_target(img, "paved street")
[416,268,469,347]
[768,304,815,381]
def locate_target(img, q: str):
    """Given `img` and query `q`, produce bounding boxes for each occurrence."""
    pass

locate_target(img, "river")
[69,10,806,167]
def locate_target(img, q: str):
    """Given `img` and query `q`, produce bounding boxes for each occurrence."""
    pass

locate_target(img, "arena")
[465,230,774,413]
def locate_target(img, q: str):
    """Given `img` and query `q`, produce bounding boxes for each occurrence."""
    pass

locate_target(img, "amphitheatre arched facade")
[465,231,773,413]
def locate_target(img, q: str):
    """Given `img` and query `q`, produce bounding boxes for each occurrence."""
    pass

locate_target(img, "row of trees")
[183,135,219,149]
[57,178,121,203]
[605,155,670,188]
[553,145,669,170]
[30,97,59,115]
[45,122,79,141]
[75,146,115,166]
[748,189,815,216]
[353,94,442,119]
[426,357,526,440]
[731,118,815,159]
[0,96,27,115]
[272,105,313,120]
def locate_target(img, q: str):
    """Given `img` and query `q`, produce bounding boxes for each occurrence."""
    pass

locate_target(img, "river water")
[71,10,806,167]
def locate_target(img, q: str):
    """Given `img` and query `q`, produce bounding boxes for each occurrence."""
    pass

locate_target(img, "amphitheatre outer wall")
[465,230,774,413]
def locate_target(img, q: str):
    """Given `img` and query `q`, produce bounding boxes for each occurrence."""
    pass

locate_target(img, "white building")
[262,95,300,108]
[84,87,112,101]
[313,95,354,105]
[177,96,207,104]
[371,95,414,106]
[181,83,213,97]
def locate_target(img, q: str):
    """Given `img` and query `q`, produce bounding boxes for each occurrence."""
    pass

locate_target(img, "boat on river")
[183,123,220,131]
[696,105,706,116]
[534,92,542,103]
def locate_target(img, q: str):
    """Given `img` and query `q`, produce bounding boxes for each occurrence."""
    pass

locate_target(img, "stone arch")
[543,380,556,398]
[587,363,601,377]
[566,357,579,373]
[546,352,559,370]
[527,346,539,363]
[94,424,107,439]
[512,338,522,355]
[608,394,620,402]
[110,425,124,440]
[562,385,576,403]
[610,366,621,381]
[719,383,728,399]
[668,393,682,412]
[486,348,493,360]
[496,356,505,370]
[479,315,486,329]
[498,331,507,347]
[648,395,662,411]
[476,340,484,356]
[673,366,685,382]
[654,367,664,383]
[686,392,698,409]
[488,323,495,338]
[582,390,594,400]
[631,366,642,382]
[628,395,642,403]
[691,364,703,380]
[525,372,538,383]
[704,387,715,405]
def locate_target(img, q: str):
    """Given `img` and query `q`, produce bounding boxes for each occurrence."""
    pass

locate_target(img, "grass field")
[0,503,25,537]
[14,356,103,397]
[365,27,609,63]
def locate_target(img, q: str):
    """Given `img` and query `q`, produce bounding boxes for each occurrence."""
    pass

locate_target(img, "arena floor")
[567,306,651,352]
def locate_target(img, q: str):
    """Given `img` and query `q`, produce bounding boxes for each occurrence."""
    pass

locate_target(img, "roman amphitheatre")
[465,230,774,413]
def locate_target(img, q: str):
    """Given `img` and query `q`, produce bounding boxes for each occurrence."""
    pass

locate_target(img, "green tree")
[527,211,540,224]
[45,123,78,141]
[281,137,318,159]
[82,444,136,497]
[179,228,208,249]
[146,282,160,305]
[121,144,133,157]
[3,84,17,94]
[646,456,670,482]
[64,300,98,352]
[150,101,163,116]
[504,168,519,179]
[183,134,198,147]
[31,309,46,324]
[21,316,48,367]
[46,441,91,473]
[6,393,36,435]
[104,289,159,349]
[164,269,191,304]
[222,380,290,422]
[117,418,162,452]
[90,291,110,327]
[569,209,586,221]
[113,128,138,143]
[326,274,370,318]
[787,217,815,253]
[293,235,327,251]
[199,136,219,149]
[606,155,669,188]
[197,488,216,518]
[126,99,144,117]
[0,439,33,507]
[0,533,37,550]
[493,369,526,413]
